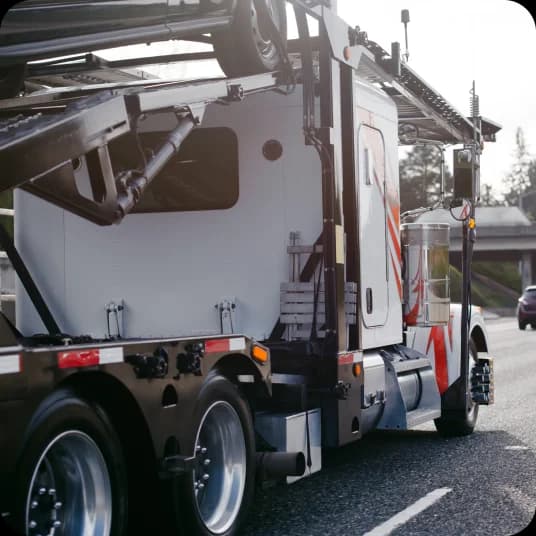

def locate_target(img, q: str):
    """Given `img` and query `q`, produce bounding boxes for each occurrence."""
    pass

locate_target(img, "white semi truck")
[0,1,499,535]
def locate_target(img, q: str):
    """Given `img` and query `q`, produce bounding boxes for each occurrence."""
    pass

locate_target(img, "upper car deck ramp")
[354,38,500,145]
[0,5,500,224]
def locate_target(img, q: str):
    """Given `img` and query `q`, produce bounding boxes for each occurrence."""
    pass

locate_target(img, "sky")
[101,0,535,198]
[335,0,536,197]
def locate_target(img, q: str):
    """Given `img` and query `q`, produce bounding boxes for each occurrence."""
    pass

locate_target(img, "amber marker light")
[353,363,362,377]
[343,46,351,61]
[252,344,269,364]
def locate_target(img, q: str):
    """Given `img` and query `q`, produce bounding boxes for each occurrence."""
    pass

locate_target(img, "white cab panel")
[355,80,403,349]
[357,124,388,327]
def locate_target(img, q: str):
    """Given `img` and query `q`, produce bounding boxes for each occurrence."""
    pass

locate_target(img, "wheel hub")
[192,401,247,534]
[26,431,112,536]
[28,485,62,536]
[194,444,211,493]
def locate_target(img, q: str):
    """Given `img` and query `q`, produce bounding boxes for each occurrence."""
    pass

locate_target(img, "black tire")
[14,390,127,536]
[434,340,479,437]
[519,320,527,330]
[213,0,287,77]
[172,374,255,536]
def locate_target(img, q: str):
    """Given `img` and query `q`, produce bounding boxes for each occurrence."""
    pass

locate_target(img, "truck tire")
[14,390,127,536]
[213,0,287,77]
[173,374,255,536]
[434,339,479,437]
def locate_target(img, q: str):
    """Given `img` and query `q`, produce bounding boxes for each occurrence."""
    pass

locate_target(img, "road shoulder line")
[363,487,452,536]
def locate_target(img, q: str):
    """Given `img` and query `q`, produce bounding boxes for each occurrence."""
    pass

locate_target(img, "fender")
[406,303,489,395]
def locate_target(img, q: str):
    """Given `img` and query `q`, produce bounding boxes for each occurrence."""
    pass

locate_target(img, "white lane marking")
[363,488,452,536]
[504,445,529,451]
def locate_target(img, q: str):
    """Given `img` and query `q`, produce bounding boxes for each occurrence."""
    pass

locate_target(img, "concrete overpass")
[416,207,536,291]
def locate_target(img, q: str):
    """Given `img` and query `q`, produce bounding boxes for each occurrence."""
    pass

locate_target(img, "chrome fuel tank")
[401,223,450,326]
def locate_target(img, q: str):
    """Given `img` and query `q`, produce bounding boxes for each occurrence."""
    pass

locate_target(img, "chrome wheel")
[26,430,112,536]
[192,401,247,534]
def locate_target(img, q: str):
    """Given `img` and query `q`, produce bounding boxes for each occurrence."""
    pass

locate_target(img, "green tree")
[399,144,451,213]
[480,183,501,207]
[521,161,536,220]
[503,127,533,208]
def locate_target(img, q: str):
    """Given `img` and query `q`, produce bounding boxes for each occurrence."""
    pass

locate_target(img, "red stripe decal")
[404,251,424,325]
[426,326,449,394]
[391,203,400,230]
[58,350,99,369]
[390,251,403,300]
[205,339,230,354]
[387,215,401,263]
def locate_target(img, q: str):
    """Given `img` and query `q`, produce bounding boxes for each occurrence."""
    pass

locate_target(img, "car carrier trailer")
[0,1,500,535]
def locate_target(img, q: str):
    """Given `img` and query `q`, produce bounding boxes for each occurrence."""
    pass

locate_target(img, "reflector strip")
[99,347,124,364]
[338,353,353,365]
[0,354,21,375]
[205,339,228,353]
[205,337,246,354]
[338,352,362,365]
[58,347,124,369]
[229,337,246,351]
[58,350,99,369]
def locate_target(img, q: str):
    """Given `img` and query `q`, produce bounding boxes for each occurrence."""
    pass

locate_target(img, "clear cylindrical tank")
[401,223,450,326]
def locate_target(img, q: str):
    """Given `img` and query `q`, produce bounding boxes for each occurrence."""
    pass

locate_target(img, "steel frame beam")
[0,71,281,224]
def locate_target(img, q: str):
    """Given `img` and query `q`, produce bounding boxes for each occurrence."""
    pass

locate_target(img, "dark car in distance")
[517,285,536,329]
[0,0,286,96]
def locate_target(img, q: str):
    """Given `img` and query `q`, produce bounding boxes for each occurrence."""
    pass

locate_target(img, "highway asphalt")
[240,318,536,535]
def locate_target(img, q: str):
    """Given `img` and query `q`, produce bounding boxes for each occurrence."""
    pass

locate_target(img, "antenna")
[470,80,482,200]
[401,9,410,62]
[470,80,480,120]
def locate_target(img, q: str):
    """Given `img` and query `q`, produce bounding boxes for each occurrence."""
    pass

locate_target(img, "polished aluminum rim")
[193,401,247,534]
[26,430,112,536]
